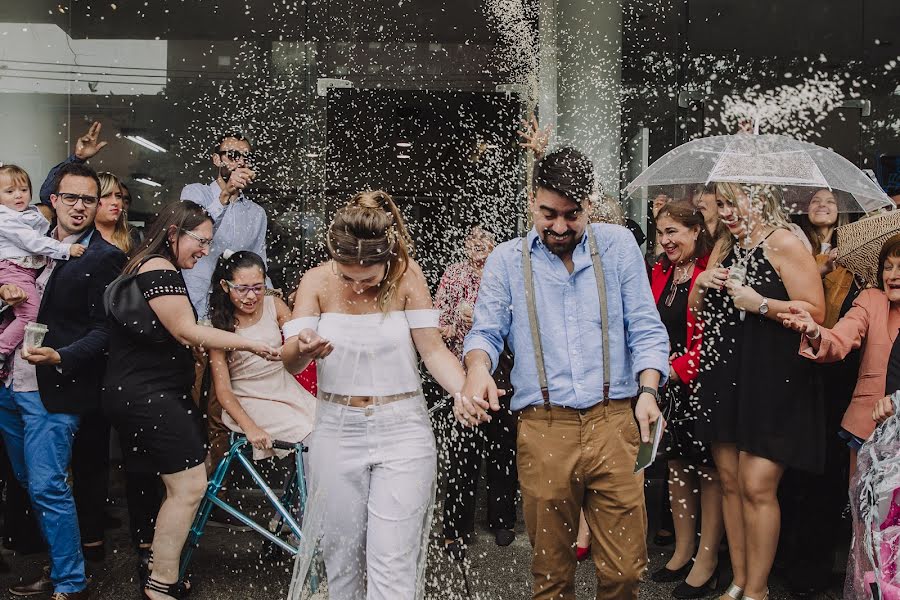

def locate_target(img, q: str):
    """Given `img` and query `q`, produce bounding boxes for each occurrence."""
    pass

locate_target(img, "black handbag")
[103,255,170,343]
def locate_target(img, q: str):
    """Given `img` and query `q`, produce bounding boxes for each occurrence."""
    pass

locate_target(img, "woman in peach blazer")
[780,233,900,475]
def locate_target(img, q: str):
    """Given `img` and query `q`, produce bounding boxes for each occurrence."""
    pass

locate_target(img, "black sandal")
[143,575,191,599]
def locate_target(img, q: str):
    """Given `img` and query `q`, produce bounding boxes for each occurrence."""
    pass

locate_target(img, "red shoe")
[576,545,590,561]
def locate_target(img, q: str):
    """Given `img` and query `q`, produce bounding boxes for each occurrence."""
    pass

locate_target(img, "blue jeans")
[0,384,86,593]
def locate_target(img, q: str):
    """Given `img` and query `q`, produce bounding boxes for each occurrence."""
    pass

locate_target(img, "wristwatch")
[758,297,769,315]
[639,386,659,401]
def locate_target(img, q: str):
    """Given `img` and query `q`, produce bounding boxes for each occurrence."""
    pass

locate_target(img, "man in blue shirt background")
[457,147,669,600]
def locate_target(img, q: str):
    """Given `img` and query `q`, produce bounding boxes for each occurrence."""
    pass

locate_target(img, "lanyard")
[521,226,611,413]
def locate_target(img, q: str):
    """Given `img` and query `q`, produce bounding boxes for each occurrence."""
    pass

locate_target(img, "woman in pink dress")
[207,250,316,458]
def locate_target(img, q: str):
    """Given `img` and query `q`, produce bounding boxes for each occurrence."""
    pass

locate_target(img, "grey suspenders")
[521,226,611,413]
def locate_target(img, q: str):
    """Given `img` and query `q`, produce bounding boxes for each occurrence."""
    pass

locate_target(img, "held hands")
[454,363,506,427]
[296,329,334,360]
[244,424,273,451]
[0,284,27,307]
[725,281,763,313]
[696,267,728,291]
[74,121,108,161]
[21,347,61,366]
[777,306,819,337]
[69,244,86,258]
[635,391,665,444]
[874,395,895,425]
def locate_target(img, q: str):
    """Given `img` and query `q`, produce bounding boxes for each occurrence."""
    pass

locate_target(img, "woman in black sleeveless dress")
[102,201,280,600]
[692,183,825,600]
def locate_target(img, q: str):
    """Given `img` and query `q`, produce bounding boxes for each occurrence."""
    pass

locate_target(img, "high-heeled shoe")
[672,564,720,599]
[650,559,693,582]
[720,583,743,600]
[143,575,191,599]
[741,591,768,600]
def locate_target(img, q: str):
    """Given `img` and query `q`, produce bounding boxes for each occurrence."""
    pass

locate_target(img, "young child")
[0,165,85,375]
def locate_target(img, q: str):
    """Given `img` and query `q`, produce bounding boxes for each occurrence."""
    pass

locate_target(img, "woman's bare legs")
[712,443,745,599]
[576,509,591,549]
[683,466,724,586]
[145,464,207,600]
[666,459,698,570]
[739,452,784,600]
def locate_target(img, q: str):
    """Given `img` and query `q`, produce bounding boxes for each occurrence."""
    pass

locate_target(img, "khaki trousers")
[517,400,647,600]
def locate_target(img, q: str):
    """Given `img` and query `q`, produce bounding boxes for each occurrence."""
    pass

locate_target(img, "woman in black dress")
[691,183,824,600]
[103,200,280,600]
[649,201,722,598]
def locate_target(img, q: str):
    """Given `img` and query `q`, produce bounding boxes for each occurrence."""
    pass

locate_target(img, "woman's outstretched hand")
[250,341,282,361]
[777,306,819,337]
[296,328,334,359]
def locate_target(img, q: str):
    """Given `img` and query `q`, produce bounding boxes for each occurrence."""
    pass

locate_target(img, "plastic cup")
[24,322,48,350]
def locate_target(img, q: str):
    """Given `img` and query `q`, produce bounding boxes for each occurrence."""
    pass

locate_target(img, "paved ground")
[0,494,845,600]
[0,417,848,599]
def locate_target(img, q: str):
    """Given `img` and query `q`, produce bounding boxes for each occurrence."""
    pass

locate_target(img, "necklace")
[665,260,695,307]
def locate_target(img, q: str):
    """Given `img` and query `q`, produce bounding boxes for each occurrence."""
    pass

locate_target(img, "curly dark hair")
[208,251,267,332]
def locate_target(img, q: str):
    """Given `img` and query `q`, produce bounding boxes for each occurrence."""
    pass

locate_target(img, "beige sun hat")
[835,209,900,287]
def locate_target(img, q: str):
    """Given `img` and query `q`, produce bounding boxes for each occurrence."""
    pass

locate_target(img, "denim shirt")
[463,223,669,411]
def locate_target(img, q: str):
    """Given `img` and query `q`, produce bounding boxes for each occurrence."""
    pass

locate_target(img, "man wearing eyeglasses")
[0,161,125,599]
[180,132,269,320]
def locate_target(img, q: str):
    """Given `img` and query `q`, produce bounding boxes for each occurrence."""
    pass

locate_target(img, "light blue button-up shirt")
[463,223,669,411]
[180,180,269,319]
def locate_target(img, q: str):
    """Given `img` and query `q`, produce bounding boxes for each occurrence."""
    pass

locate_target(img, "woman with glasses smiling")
[102,200,280,600]
[206,250,316,461]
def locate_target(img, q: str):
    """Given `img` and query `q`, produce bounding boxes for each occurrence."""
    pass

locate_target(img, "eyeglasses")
[181,229,213,248]
[224,281,265,296]
[217,149,255,163]
[56,192,99,207]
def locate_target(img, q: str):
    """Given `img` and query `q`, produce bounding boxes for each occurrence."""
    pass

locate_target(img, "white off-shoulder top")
[282,309,439,397]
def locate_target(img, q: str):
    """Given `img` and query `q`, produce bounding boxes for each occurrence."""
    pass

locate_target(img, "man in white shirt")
[180,133,268,320]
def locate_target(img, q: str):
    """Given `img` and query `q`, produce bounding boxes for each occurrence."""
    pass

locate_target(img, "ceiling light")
[396,141,413,148]
[134,177,162,187]
[125,135,167,153]
[397,153,411,160]
[306,152,320,158]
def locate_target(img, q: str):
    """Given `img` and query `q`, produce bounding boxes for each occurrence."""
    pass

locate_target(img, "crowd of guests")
[0,116,898,600]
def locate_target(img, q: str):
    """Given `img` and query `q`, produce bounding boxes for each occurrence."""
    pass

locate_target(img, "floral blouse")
[435,261,482,360]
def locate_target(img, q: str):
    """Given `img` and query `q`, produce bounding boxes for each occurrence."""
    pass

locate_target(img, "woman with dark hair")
[102,200,280,600]
[207,250,315,459]
[649,201,724,597]
[782,233,900,473]
[283,190,467,600]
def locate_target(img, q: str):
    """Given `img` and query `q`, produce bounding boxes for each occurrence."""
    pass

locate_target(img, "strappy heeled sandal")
[143,576,191,599]
[722,583,743,600]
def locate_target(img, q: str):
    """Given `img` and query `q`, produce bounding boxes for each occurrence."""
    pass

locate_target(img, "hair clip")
[222,249,235,259]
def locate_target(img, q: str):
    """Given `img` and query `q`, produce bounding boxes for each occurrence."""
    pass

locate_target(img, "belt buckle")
[364,405,375,417]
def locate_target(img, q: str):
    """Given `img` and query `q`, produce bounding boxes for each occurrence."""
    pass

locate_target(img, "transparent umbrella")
[624,133,895,214]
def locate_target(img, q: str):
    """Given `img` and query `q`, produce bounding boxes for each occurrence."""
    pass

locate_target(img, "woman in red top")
[649,201,723,598]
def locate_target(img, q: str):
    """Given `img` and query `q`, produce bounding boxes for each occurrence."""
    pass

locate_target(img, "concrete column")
[539,0,623,197]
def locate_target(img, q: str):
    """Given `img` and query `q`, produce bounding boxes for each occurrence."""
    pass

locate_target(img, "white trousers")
[308,396,436,600]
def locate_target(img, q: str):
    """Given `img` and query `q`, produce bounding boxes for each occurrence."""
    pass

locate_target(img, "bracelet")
[639,385,659,401]
[806,327,821,340]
